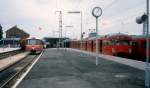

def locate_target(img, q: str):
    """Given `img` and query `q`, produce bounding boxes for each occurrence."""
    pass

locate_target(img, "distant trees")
[0,24,3,40]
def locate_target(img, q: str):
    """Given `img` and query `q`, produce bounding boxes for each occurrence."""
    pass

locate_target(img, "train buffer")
[15,48,144,88]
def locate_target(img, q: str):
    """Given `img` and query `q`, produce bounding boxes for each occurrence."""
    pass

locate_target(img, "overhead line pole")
[55,11,62,48]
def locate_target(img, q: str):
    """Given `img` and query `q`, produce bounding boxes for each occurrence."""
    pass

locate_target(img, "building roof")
[6,25,29,35]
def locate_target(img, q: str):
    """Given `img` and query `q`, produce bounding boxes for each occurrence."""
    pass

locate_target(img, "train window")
[141,41,146,48]
[109,40,115,45]
[28,39,43,45]
[141,41,150,48]
[132,42,138,47]
[103,40,108,46]
[28,39,37,45]
[114,40,129,45]
[103,40,113,46]
[108,41,114,45]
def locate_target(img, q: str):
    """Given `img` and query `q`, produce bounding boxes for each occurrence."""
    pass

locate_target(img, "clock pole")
[96,17,99,65]
[92,7,102,66]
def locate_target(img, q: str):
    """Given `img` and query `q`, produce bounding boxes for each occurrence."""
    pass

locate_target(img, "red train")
[131,35,150,60]
[67,33,150,61]
[101,34,132,56]
[25,38,44,53]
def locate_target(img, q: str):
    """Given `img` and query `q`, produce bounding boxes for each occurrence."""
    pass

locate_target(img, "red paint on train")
[25,38,44,53]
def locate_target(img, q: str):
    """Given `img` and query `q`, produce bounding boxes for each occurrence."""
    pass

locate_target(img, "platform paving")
[68,48,147,70]
[0,48,20,53]
[17,48,144,88]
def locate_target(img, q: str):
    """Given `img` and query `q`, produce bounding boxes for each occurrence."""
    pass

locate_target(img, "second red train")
[68,33,150,61]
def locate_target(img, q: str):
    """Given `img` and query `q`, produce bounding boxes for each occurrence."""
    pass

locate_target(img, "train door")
[99,40,102,53]
[87,41,90,51]
[91,40,94,52]
[85,41,87,51]
[93,40,96,52]
[131,40,139,57]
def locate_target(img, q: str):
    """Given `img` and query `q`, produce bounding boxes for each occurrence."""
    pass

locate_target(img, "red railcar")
[77,40,80,49]
[74,40,79,49]
[82,39,88,51]
[92,37,103,53]
[92,38,96,52]
[70,40,74,48]
[70,40,80,49]
[87,38,94,52]
[25,38,44,53]
[131,35,150,60]
[101,33,132,56]
[73,40,77,48]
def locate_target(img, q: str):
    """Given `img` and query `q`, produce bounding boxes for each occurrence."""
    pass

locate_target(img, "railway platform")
[0,52,29,71]
[0,48,20,53]
[16,48,144,88]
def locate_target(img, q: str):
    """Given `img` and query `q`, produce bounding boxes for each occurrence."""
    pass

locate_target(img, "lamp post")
[145,0,149,87]
[68,11,83,54]
[135,0,149,87]
[92,7,102,66]
[64,25,73,49]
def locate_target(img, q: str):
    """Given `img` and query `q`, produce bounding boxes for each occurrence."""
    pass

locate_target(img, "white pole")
[80,12,83,55]
[96,18,99,66]
[145,0,150,87]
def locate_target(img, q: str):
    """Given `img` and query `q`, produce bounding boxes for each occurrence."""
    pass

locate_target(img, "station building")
[0,26,30,47]
[6,25,29,39]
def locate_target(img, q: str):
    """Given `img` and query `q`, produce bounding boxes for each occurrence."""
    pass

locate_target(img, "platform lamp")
[64,25,73,50]
[92,7,102,66]
[67,11,84,55]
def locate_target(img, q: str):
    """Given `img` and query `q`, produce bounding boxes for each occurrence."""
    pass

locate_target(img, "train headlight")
[112,48,115,53]
[32,47,35,50]
[129,48,132,54]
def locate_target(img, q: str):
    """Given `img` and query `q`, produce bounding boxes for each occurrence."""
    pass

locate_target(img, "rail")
[0,54,39,88]
[0,49,23,60]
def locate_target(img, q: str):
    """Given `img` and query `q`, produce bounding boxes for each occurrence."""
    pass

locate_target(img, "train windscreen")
[115,40,130,45]
[27,39,43,45]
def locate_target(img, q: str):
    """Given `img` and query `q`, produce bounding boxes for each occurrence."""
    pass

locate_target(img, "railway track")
[0,53,40,88]
[0,49,23,60]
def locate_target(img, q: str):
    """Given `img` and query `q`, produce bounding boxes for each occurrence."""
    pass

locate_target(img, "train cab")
[25,38,44,53]
[102,33,132,56]
[131,35,150,60]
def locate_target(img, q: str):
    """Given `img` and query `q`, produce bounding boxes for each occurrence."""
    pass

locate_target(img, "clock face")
[92,7,102,18]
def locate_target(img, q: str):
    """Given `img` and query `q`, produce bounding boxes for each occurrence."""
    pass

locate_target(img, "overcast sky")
[0,0,149,39]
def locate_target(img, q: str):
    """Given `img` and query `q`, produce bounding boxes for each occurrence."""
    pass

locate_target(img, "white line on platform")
[12,51,43,88]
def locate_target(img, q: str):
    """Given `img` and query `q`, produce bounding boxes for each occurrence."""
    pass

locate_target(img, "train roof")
[131,35,150,38]
[27,37,42,40]
[105,33,129,37]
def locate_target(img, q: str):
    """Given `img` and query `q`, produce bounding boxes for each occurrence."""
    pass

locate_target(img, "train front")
[25,38,44,53]
[112,35,132,56]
